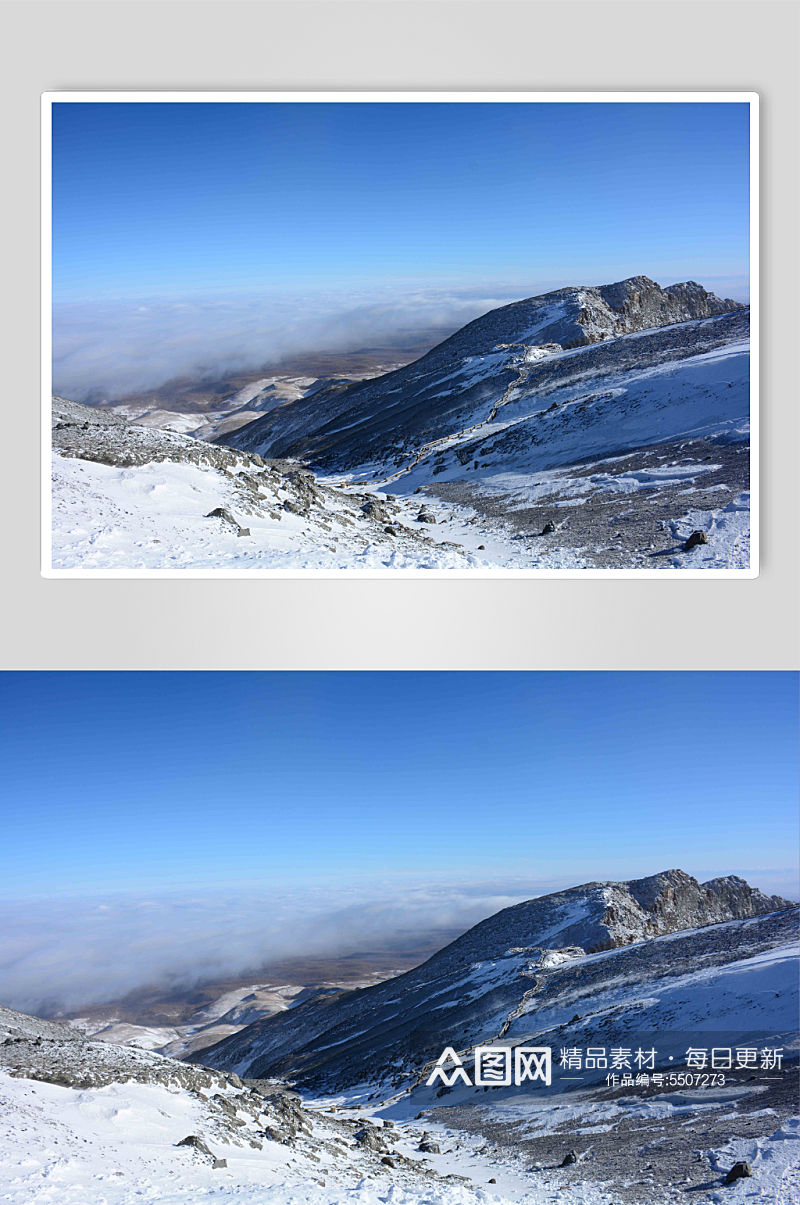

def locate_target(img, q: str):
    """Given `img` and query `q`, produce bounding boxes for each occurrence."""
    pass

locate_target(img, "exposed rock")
[205,507,249,538]
[354,1126,389,1152]
[725,1161,752,1184]
[683,530,709,551]
[561,1150,578,1166]
[540,521,556,534]
[418,1134,441,1154]
[416,512,436,524]
[177,1135,214,1159]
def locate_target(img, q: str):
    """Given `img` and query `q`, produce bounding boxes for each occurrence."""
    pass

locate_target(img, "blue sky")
[53,101,750,301]
[51,101,751,398]
[1,672,794,899]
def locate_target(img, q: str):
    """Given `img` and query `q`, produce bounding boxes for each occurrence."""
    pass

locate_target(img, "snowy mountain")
[2,874,797,1204]
[50,276,753,571]
[220,277,746,472]
[189,872,795,1092]
[69,972,407,1060]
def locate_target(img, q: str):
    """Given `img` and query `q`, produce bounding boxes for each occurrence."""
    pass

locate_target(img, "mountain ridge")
[219,277,746,469]
[188,870,794,1089]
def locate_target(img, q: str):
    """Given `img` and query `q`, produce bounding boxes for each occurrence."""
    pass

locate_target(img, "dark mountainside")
[220,277,746,469]
[189,871,794,1090]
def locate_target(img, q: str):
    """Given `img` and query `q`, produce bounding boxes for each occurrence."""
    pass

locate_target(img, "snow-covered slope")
[221,279,747,473]
[0,1002,564,1205]
[50,398,482,572]
[70,976,404,1060]
[190,873,795,1092]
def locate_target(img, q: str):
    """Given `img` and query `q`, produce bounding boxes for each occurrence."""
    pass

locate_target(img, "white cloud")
[51,272,750,403]
[0,880,539,1015]
[51,286,527,402]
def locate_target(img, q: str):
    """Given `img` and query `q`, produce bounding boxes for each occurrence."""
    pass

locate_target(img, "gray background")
[2,0,797,669]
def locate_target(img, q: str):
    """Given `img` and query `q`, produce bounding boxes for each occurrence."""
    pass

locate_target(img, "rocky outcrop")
[426,869,793,966]
[1,1003,341,1157]
[50,395,472,565]
[52,395,263,473]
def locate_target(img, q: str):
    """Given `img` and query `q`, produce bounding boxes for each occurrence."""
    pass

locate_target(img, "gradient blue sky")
[51,101,752,398]
[1,672,795,900]
[52,101,751,302]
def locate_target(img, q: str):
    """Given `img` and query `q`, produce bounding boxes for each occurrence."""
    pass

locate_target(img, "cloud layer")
[51,287,524,401]
[51,273,750,403]
[0,879,545,1015]
[0,860,792,1017]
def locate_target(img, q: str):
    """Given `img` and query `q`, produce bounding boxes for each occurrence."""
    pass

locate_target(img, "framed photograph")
[43,92,757,578]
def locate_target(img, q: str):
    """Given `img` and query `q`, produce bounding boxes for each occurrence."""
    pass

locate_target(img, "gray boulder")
[725,1161,752,1184]
[683,530,709,551]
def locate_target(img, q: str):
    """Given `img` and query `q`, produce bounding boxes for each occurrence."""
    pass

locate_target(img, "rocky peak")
[422,870,793,971]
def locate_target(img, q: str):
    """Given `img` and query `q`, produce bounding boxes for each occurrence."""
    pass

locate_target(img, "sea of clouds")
[51,286,526,402]
[0,877,548,1015]
[52,274,750,403]
[0,861,792,1016]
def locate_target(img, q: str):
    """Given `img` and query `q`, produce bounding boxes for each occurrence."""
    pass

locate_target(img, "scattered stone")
[683,530,709,551]
[384,526,396,536]
[725,1162,752,1184]
[355,1127,388,1152]
[381,1157,396,1167]
[477,544,485,550]
[206,507,236,524]
[488,1179,496,1184]
[417,512,436,524]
